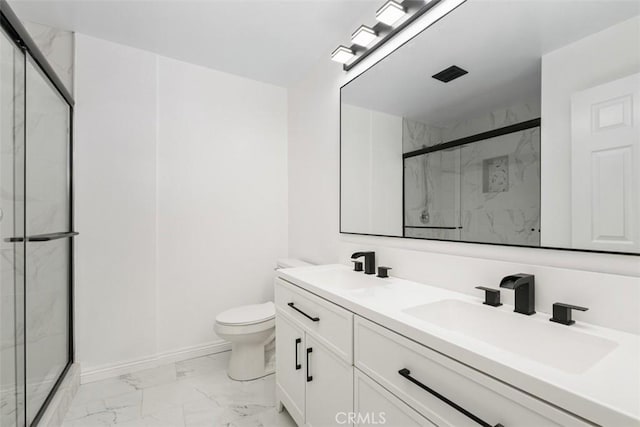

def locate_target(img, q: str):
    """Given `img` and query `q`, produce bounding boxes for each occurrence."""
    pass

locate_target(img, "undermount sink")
[403,299,618,374]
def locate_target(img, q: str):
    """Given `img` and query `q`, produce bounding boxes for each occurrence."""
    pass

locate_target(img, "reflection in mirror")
[340,0,640,253]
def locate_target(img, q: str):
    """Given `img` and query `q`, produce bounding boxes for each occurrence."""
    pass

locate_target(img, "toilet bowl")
[215,259,312,381]
[215,302,276,381]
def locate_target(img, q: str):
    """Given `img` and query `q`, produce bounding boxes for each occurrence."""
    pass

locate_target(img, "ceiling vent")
[432,65,468,83]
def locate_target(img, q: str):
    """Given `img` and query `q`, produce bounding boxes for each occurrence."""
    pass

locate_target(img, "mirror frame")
[338,2,639,257]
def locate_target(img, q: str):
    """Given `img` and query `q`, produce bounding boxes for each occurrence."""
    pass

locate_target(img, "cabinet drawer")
[355,369,434,427]
[275,278,353,363]
[354,316,591,427]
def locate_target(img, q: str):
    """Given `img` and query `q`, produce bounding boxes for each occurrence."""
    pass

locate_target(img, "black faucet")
[351,252,375,275]
[499,274,535,315]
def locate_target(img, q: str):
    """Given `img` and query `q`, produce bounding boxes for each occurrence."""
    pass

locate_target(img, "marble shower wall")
[23,21,74,95]
[459,128,540,245]
[404,101,541,245]
[404,149,461,241]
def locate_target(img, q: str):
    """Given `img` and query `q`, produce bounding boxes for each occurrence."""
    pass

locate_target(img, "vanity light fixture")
[351,25,378,47]
[375,0,406,26]
[331,0,442,70]
[331,45,355,64]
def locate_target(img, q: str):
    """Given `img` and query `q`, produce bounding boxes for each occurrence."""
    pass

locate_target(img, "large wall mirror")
[340,0,640,254]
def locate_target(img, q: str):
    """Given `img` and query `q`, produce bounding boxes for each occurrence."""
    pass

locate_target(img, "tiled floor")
[62,352,297,427]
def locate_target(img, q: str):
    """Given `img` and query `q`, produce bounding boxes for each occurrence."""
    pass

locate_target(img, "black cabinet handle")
[398,369,502,427]
[287,302,319,322]
[295,338,301,370]
[306,347,313,382]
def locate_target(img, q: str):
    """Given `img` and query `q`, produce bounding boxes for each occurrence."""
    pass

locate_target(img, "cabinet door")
[354,370,434,427]
[305,334,354,427]
[276,311,306,426]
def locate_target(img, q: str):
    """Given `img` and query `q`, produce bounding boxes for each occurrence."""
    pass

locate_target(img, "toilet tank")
[276,258,313,269]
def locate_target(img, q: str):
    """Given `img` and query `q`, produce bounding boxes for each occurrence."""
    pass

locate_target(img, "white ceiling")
[9,0,380,87]
[342,0,640,126]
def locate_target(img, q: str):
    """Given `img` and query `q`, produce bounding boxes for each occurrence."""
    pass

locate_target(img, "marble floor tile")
[63,351,296,427]
[175,353,230,380]
[120,364,178,390]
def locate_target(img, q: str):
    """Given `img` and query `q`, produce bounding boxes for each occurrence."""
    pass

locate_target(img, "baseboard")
[80,340,231,384]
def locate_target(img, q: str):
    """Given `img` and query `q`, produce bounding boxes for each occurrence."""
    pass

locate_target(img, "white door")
[305,335,354,427]
[571,73,640,252]
[275,312,306,426]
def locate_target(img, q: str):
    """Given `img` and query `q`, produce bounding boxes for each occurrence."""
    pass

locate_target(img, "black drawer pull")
[306,347,313,382]
[295,338,302,370]
[287,302,320,322]
[398,368,502,427]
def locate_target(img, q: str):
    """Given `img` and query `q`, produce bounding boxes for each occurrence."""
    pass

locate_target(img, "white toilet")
[214,258,312,381]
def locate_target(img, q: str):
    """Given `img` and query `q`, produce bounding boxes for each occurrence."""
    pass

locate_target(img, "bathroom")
[0,0,638,425]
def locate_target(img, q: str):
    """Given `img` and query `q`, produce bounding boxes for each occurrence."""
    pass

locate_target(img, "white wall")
[75,34,288,374]
[341,104,402,236]
[288,1,640,335]
[541,16,640,248]
[75,35,158,372]
[156,56,288,354]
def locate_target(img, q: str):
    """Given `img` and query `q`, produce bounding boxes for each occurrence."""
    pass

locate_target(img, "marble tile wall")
[403,101,541,245]
[459,128,540,245]
[23,21,74,96]
[404,149,461,241]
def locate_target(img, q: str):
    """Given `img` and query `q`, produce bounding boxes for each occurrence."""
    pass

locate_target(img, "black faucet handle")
[550,303,588,326]
[475,286,502,307]
[351,260,363,272]
[377,266,391,278]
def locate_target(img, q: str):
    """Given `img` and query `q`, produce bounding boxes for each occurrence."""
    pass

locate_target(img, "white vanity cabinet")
[276,274,599,427]
[275,278,354,427]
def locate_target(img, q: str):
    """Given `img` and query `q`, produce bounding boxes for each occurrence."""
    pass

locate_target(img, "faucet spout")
[499,274,535,315]
[351,251,376,275]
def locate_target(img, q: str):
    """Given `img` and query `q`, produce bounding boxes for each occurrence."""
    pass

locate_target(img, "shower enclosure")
[1,3,75,426]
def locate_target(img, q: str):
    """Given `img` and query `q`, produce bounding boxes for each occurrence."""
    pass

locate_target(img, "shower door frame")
[0,1,75,426]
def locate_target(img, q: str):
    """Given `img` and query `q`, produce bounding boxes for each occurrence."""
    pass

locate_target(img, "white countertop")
[278,264,640,426]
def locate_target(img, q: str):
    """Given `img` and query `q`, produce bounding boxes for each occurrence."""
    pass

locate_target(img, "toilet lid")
[216,302,275,326]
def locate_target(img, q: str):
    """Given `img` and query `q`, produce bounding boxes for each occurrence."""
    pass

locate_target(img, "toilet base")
[227,341,274,381]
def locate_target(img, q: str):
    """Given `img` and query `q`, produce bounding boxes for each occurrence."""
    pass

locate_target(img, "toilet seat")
[216,302,275,326]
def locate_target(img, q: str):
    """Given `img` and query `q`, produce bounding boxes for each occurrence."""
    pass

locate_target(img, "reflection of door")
[571,73,640,252]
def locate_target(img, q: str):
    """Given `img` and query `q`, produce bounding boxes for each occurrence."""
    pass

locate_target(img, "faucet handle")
[550,303,588,326]
[377,266,392,278]
[351,260,363,272]
[475,286,502,307]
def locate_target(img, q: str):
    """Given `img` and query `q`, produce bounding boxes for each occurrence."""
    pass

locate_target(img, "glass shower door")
[23,55,72,425]
[0,27,26,427]
[1,7,74,425]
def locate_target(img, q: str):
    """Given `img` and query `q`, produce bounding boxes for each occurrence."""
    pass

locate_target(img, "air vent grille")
[432,65,468,83]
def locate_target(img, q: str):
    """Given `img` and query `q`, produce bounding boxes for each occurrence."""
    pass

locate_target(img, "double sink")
[295,266,618,375]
